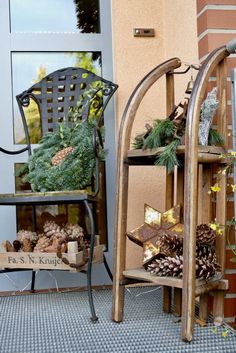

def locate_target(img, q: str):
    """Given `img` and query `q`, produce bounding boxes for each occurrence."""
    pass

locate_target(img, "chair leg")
[31,205,37,291]
[31,270,36,291]
[103,253,113,281]
[84,200,98,322]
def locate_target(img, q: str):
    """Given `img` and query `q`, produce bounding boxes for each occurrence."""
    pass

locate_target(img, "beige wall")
[163,1,199,102]
[111,0,199,268]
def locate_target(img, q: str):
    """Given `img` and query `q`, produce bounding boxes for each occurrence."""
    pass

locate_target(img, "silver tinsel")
[198,87,218,146]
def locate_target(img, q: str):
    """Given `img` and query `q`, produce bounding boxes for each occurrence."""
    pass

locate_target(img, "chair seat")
[0,190,96,205]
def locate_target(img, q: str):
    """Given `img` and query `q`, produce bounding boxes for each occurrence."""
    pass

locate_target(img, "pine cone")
[196,243,216,262]
[44,237,62,253]
[46,232,68,253]
[155,231,183,257]
[64,223,84,239]
[51,230,67,241]
[147,255,183,277]
[196,224,216,246]
[33,234,52,252]
[17,230,38,245]
[64,223,84,250]
[22,238,33,252]
[43,221,61,237]
[2,240,16,252]
[64,223,84,248]
[196,256,220,280]
[55,224,87,269]
[147,253,220,280]
[51,146,75,166]
[13,240,22,252]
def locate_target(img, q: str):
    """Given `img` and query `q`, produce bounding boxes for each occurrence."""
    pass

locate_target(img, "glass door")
[0,0,115,289]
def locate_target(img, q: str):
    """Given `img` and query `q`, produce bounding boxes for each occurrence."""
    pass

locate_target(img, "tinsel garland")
[198,87,218,146]
[18,120,106,192]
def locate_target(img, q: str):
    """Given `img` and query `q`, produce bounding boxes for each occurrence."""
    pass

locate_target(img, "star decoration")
[127,204,183,265]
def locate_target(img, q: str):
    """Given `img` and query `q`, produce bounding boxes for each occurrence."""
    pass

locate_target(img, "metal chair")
[0,67,118,321]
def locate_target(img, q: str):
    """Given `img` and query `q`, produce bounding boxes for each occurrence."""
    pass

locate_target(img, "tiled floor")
[0,287,235,353]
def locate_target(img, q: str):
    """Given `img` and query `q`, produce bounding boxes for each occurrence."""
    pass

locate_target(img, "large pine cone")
[43,220,61,237]
[147,255,183,277]
[64,223,84,250]
[17,230,38,245]
[22,238,33,252]
[51,146,75,166]
[147,253,220,280]
[44,237,67,253]
[196,243,216,262]
[33,234,52,252]
[196,256,220,280]
[64,223,84,241]
[64,223,84,238]
[52,230,67,241]
[155,231,183,257]
[196,224,216,246]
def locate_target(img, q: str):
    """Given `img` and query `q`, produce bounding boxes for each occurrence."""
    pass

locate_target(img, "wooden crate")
[0,242,104,271]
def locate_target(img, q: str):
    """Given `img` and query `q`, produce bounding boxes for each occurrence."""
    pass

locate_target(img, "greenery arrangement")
[133,117,224,173]
[18,119,105,192]
[133,91,224,173]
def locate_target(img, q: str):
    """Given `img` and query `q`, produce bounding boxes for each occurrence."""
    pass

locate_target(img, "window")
[10,0,100,33]
[0,0,115,255]
[12,51,101,143]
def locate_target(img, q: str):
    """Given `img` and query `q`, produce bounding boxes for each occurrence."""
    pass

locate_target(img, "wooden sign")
[0,245,104,271]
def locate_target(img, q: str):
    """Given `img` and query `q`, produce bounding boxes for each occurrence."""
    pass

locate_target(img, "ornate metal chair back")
[16,67,118,154]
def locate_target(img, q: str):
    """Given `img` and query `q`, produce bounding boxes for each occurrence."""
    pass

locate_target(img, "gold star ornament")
[127,204,183,265]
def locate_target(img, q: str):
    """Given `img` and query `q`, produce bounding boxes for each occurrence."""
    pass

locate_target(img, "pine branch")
[155,139,181,173]
[143,119,175,149]
[208,128,225,146]
[132,133,145,149]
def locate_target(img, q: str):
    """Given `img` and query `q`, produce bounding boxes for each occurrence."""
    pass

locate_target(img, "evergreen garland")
[143,119,176,149]
[132,132,146,150]
[132,118,182,173]
[155,139,181,173]
[18,120,105,192]
[132,95,225,173]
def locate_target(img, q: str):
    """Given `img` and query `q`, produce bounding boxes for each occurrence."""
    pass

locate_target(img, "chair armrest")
[93,127,104,158]
[0,146,28,155]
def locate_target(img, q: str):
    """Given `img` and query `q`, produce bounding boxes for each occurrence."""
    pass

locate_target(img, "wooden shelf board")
[0,189,88,199]
[0,189,93,205]
[123,268,183,287]
[123,268,228,294]
[127,145,225,160]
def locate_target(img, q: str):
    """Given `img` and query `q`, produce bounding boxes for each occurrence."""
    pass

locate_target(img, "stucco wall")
[111,0,199,268]
[163,0,200,101]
